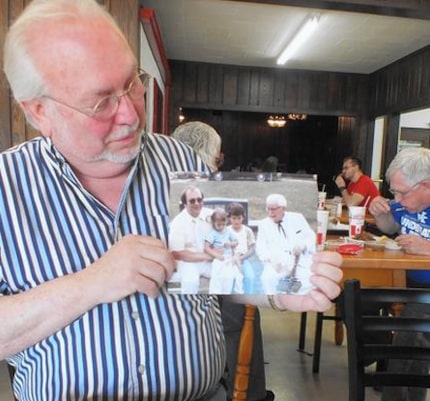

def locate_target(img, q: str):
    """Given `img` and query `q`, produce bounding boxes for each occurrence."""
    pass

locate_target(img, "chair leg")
[232,305,257,401]
[298,312,307,351]
[312,312,324,373]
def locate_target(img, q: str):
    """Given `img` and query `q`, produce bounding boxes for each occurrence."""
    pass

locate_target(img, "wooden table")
[339,247,430,287]
[328,243,430,346]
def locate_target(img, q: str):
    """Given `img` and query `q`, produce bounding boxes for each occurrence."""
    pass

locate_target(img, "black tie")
[277,221,286,238]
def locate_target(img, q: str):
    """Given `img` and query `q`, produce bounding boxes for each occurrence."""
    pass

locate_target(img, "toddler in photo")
[227,202,264,294]
[204,208,241,294]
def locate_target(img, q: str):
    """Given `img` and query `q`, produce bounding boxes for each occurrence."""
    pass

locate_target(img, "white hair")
[266,193,287,208]
[171,122,221,171]
[386,147,430,186]
[3,0,124,103]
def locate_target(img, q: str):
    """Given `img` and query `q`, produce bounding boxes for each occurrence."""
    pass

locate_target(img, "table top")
[339,247,430,270]
[325,233,430,270]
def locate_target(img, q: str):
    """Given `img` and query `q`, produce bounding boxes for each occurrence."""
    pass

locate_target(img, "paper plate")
[365,240,386,250]
[384,240,402,251]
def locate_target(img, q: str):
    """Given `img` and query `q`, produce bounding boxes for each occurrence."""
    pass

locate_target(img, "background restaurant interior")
[2,0,430,201]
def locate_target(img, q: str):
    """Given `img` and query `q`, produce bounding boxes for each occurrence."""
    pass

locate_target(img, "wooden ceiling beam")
[225,0,430,20]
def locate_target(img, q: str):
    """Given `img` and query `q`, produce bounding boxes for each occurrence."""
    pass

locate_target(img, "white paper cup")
[316,210,330,250]
[317,192,327,210]
[348,206,366,238]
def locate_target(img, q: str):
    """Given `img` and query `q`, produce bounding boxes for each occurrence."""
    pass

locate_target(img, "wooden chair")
[343,278,430,401]
[232,304,257,401]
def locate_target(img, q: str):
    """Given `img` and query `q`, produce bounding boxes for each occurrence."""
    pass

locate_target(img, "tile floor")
[0,307,392,401]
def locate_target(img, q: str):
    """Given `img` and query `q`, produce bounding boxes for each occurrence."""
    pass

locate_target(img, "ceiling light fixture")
[277,15,320,66]
[178,107,185,123]
[288,113,307,120]
[267,115,287,128]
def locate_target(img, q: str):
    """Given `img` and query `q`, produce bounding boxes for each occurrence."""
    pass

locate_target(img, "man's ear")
[20,99,53,137]
[421,180,430,190]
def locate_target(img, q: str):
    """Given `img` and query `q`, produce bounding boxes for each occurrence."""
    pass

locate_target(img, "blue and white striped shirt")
[0,133,225,401]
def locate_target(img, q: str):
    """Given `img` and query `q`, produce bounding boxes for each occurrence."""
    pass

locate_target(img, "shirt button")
[138,364,146,374]
[131,311,139,320]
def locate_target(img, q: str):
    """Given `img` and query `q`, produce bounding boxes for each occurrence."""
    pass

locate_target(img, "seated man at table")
[335,156,380,210]
[369,147,430,401]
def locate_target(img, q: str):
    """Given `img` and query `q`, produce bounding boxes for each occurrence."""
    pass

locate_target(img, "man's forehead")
[267,203,282,208]
[186,189,202,197]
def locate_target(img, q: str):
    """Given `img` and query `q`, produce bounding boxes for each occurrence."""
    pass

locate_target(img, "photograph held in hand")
[167,172,318,295]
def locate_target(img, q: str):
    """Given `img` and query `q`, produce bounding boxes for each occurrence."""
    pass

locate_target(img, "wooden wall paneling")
[297,73,312,110]
[171,60,370,117]
[336,75,348,113]
[169,62,184,129]
[184,63,198,104]
[249,69,260,107]
[337,116,355,159]
[346,75,362,112]
[380,112,400,195]
[421,51,430,101]
[107,0,139,58]
[224,67,238,106]
[327,72,339,110]
[273,69,286,109]
[314,71,328,110]
[208,64,224,106]
[0,0,11,151]
[196,63,209,104]
[258,69,274,108]
[370,46,430,117]
[237,68,251,106]
[284,70,299,111]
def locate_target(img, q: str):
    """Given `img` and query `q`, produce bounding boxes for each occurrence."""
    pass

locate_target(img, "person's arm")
[171,249,213,263]
[368,196,399,234]
[204,241,224,260]
[255,222,270,261]
[228,251,343,312]
[240,242,255,260]
[0,235,175,359]
[396,235,430,255]
[335,174,364,206]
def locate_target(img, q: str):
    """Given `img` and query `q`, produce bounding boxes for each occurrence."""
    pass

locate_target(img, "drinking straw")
[363,196,370,208]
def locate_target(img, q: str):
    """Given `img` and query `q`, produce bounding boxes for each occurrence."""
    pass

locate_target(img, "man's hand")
[89,234,175,301]
[275,251,343,312]
[335,174,346,189]
[396,234,430,255]
[368,196,399,235]
[368,196,391,216]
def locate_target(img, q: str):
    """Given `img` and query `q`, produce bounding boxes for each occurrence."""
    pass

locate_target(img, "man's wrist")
[267,294,287,312]
[338,186,346,192]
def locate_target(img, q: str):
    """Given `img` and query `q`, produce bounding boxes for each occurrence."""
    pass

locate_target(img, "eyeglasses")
[389,181,422,199]
[342,164,355,171]
[42,69,151,121]
[188,197,203,205]
[266,206,282,212]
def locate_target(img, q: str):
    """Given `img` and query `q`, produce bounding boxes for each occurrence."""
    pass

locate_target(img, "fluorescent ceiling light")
[277,15,320,65]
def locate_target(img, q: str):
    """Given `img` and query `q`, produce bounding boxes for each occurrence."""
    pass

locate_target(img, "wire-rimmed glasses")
[42,69,151,121]
[389,181,422,199]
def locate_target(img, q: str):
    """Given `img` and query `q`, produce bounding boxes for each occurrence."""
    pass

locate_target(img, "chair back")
[343,279,430,401]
